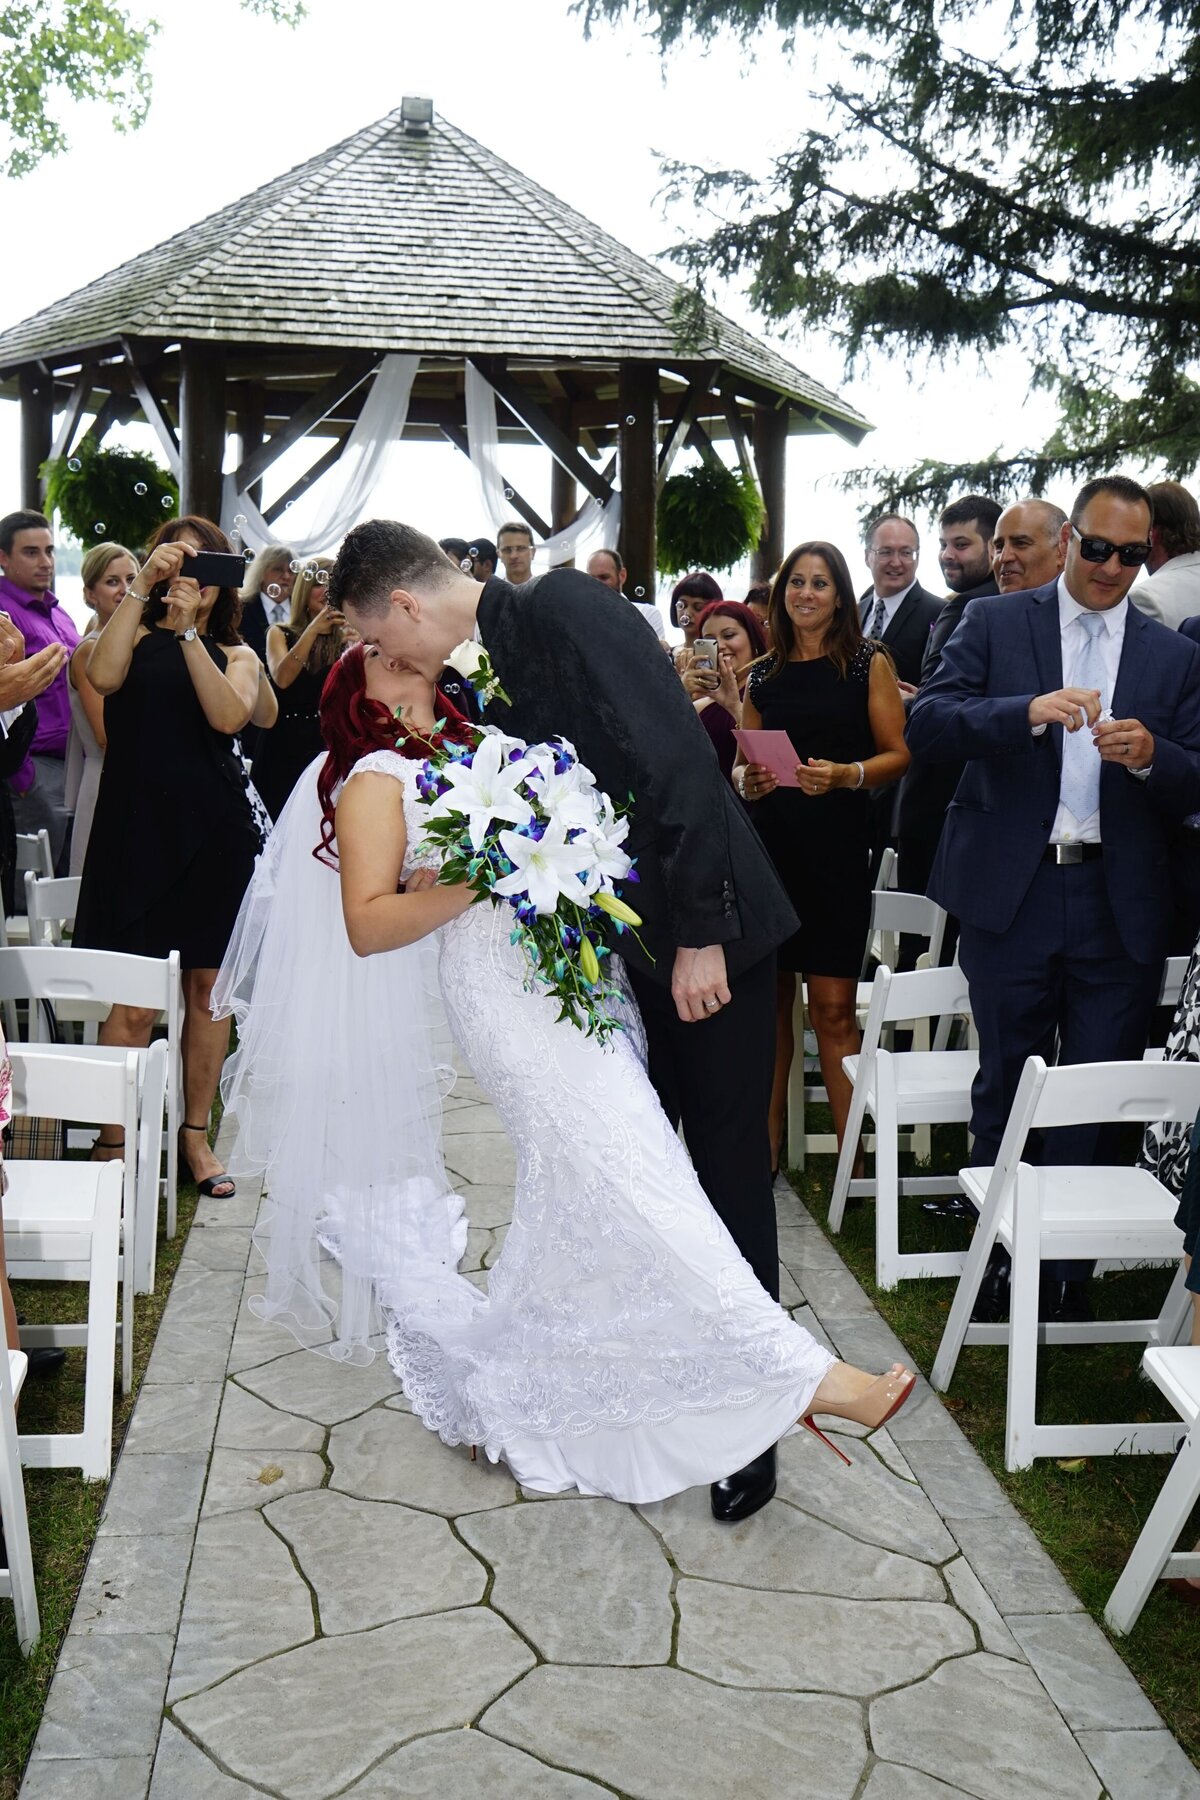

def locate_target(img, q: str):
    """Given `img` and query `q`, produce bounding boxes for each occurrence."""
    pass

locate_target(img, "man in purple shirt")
[0,511,79,871]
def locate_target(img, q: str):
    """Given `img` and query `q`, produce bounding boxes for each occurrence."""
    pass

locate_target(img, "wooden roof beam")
[470,357,612,506]
[439,423,551,540]
[120,339,181,477]
[48,366,97,465]
[657,381,706,495]
[234,353,378,493]
[263,434,349,527]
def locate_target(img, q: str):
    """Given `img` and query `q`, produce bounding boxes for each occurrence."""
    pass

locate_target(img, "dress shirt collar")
[1056,572,1127,639]
[869,579,917,621]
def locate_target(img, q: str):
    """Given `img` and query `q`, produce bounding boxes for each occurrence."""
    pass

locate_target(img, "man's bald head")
[992,499,1068,594]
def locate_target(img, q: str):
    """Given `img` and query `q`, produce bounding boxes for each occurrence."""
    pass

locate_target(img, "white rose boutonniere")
[445,639,511,708]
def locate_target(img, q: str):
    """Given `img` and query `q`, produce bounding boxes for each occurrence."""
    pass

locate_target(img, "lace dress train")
[361,752,836,1504]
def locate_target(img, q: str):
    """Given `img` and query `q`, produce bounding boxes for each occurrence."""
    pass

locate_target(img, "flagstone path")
[17,1042,1200,1799]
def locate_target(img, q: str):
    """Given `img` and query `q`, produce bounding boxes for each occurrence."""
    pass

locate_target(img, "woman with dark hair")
[735,540,910,1173]
[74,516,265,1197]
[670,571,723,670]
[680,599,769,783]
[252,557,349,820]
[223,639,914,1494]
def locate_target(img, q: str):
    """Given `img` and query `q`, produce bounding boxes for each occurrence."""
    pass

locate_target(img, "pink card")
[734,729,801,788]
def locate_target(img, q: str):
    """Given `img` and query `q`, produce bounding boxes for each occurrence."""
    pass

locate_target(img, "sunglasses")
[1071,524,1151,568]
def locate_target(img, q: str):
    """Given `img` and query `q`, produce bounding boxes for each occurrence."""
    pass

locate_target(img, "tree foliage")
[578,0,1200,509]
[0,0,306,178]
[656,457,765,572]
[42,438,178,552]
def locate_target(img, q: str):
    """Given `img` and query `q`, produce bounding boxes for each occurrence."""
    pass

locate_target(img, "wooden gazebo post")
[618,362,658,600]
[19,366,53,509]
[751,402,788,583]
[179,341,227,522]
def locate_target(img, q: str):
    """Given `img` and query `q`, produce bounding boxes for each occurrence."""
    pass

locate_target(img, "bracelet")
[851,761,865,790]
[735,768,748,800]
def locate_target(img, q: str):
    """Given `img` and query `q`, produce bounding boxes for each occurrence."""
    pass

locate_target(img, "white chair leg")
[165,1054,180,1237]
[1151,1263,1193,1349]
[829,1080,870,1232]
[1106,1428,1200,1634]
[120,1247,134,1397]
[1005,1180,1042,1472]
[874,1063,903,1291]
[81,1167,122,1481]
[0,1356,39,1653]
[786,989,807,1173]
[931,1203,999,1391]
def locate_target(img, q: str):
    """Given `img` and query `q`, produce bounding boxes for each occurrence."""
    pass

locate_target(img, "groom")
[331,522,799,1521]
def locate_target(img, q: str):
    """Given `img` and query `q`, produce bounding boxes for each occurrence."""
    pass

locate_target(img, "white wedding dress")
[349,750,836,1503]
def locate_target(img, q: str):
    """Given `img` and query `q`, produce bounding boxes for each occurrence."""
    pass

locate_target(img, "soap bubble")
[233,513,248,531]
[67,457,81,472]
[634,585,646,597]
[243,547,254,562]
[160,494,174,509]
[315,569,330,588]
[93,522,106,535]
[504,486,514,499]
[265,584,282,600]
[133,481,148,496]
[468,545,479,558]
[288,559,300,574]
[459,557,472,572]
[625,414,636,425]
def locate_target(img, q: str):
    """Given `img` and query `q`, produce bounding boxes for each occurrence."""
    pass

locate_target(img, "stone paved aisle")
[18,1050,1200,1799]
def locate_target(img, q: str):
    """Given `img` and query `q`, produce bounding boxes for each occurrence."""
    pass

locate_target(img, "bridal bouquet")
[410,725,643,1044]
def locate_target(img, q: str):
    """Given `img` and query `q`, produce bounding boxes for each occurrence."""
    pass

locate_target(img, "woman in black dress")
[252,556,348,820]
[735,540,909,1172]
[75,516,263,1197]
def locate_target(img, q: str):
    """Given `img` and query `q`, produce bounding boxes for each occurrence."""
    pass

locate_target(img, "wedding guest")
[468,538,497,582]
[238,544,296,761]
[497,521,539,588]
[66,542,138,877]
[252,557,346,820]
[438,537,471,570]
[736,541,909,1173]
[1129,481,1200,629]
[744,583,771,628]
[0,611,62,913]
[670,571,723,670]
[75,516,263,1197]
[680,599,769,783]
[0,510,80,872]
[992,499,1068,594]
[585,548,669,641]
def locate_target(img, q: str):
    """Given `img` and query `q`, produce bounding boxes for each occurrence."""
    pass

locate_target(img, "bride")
[222,642,915,1505]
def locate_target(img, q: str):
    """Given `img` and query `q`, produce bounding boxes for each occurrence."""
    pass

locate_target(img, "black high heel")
[180,1123,236,1199]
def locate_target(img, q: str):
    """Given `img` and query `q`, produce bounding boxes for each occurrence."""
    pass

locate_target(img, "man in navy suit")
[907,476,1200,1319]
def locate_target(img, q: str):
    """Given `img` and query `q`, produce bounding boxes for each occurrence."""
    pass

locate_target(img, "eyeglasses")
[867,545,917,561]
[1070,524,1151,568]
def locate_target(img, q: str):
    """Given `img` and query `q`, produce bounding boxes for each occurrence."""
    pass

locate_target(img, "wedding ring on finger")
[703,998,720,1012]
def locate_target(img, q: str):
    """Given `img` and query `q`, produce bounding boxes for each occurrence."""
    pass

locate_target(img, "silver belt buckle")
[1053,842,1083,865]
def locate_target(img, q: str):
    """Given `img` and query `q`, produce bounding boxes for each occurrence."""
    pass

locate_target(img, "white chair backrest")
[7,1045,139,1137]
[877,847,898,891]
[1027,1057,1200,1134]
[23,873,80,947]
[1159,955,1190,1010]
[14,831,53,880]
[858,963,974,1059]
[0,945,178,1015]
[868,890,948,955]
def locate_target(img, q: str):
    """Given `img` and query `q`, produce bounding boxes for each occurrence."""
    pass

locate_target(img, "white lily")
[426,730,534,850]
[575,803,633,891]
[493,819,594,916]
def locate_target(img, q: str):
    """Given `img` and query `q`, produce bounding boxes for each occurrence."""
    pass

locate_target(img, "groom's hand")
[672,945,732,1023]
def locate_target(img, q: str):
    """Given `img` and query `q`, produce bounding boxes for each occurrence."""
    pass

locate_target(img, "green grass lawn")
[0,1182,198,1800]
[790,1121,1200,1764]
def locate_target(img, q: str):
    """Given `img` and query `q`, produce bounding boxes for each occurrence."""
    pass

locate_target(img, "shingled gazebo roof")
[0,105,869,443]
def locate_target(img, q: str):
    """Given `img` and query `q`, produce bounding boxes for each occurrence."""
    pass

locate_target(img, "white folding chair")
[930,1056,1198,1470]
[787,889,948,1168]
[0,830,54,951]
[1105,1346,1200,1634]
[829,963,977,1288]
[1143,955,1191,1063]
[0,946,183,1241]
[0,1340,39,1652]
[5,1046,139,1413]
[23,872,80,948]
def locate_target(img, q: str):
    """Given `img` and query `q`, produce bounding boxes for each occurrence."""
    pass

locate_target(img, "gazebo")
[0,98,870,594]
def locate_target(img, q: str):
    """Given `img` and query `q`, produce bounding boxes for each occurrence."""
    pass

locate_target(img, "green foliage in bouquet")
[656,459,765,576]
[42,439,179,554]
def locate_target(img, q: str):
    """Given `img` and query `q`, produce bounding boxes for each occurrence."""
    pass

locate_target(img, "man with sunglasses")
[908,476,1200,1323]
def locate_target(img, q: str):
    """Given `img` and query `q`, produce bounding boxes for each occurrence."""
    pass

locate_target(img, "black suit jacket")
[859,581,946,687]
[476,573,798,985]
[896,575,1000,860]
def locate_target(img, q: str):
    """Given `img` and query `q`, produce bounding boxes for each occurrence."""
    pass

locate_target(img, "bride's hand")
[402,869,439,893]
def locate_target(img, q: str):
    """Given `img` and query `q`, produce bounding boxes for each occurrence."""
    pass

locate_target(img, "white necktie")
[1059,613,1107,824]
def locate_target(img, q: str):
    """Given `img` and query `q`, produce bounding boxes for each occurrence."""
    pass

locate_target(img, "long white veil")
[213,756,468,1365]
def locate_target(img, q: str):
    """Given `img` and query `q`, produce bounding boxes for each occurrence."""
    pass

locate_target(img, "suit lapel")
[1027,586,1064,766]
[1112,606,1150,721]
[884,588,918,642]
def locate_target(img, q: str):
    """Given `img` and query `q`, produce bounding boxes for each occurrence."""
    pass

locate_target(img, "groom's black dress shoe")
[711,1447,776,1523]
[1039,1276,1092,1324]
[971,1248,1011,1324]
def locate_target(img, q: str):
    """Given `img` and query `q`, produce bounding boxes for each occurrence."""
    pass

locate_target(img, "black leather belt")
[1043,842,1103,864]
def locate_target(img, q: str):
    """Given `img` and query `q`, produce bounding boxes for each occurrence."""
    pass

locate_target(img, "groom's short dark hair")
[329,520,456,615]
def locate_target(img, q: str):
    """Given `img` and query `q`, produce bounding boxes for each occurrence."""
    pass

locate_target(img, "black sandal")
[180,1122,236,1199]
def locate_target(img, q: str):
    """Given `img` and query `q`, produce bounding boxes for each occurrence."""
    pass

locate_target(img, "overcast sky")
[0,0,1087,616]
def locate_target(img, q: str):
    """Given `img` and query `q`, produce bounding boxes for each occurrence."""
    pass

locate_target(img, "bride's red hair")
[315,644,473,863]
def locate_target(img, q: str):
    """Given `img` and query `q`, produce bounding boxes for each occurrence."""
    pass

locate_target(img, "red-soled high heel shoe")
[801,1365,917,1467]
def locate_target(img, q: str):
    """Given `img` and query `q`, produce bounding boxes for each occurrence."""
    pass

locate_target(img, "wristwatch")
[176,627,198,642]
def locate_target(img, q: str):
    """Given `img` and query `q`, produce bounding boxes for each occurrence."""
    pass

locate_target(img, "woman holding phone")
[734,541,909,1174]
[679,599,769,783]
[74,515,263,1197]
[252,556,346,820]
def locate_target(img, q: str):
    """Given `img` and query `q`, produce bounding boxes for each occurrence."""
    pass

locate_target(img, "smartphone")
[693,637,720,673]
[186,550,249,590]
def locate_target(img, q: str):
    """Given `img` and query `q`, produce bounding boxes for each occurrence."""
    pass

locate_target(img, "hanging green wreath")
[656,459,765,577]
[41,439,179,555]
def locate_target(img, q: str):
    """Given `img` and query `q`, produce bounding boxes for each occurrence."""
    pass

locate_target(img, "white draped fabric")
[464,361,621,568]
[221,353,420,557]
